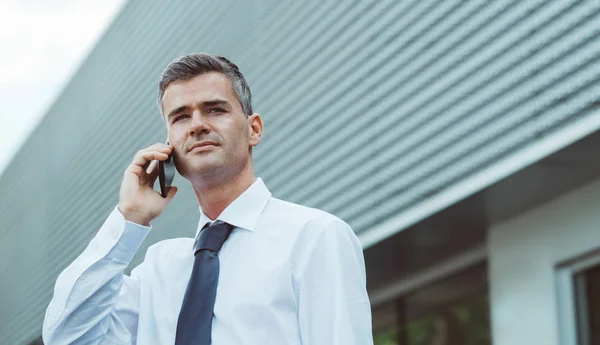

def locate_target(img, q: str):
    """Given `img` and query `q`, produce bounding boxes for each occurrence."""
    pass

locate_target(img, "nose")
[188,109,210,136]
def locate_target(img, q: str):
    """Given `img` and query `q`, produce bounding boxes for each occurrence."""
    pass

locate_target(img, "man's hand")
[118,143,178,226]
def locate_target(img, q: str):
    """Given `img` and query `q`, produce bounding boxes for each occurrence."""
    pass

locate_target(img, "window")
[372,262,491,345]
[556,251,600,345]
[574,263,600,344]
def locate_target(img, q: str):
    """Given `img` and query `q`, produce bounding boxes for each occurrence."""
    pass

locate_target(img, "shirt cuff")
[98,206,152,263]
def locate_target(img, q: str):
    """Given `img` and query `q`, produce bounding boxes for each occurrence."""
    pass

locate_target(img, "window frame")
[556,250,600,345]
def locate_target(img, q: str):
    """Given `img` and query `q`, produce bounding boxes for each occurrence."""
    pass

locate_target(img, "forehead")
[161,72,239,113]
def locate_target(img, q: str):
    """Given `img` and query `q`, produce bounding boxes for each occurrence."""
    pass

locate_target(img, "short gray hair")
[158,53,253,116]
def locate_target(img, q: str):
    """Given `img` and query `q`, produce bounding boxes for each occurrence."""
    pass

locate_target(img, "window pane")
[575,264,600,345]
[373,263,491,345]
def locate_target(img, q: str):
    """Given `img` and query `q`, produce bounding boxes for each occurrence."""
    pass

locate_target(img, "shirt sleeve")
[43,206,151,345]
[297,219,374,345]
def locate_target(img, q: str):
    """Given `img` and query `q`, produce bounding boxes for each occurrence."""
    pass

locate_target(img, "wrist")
[117,205,151,227]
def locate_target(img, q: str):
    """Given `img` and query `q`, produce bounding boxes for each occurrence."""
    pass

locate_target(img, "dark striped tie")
[175,221,234,345]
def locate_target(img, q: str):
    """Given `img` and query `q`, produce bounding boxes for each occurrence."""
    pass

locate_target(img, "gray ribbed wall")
[2,0,600,343]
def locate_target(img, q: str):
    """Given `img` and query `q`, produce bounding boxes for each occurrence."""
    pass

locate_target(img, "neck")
[192,161,256,220]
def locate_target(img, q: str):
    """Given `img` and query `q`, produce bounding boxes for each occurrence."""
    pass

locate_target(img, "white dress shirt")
[43,178,373,345]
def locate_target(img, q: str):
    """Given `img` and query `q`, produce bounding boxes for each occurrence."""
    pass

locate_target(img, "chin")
[179,158,227,179]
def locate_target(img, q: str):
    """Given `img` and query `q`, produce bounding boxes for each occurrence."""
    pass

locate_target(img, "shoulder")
[266,197,358,251]
[269,199,366,281]
[266,197,349,228]
[263,197,355,240]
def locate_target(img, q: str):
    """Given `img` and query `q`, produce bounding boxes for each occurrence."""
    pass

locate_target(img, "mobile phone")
[158,139,176,198]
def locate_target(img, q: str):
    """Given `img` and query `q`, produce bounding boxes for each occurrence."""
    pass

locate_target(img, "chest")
[136,235,298,343]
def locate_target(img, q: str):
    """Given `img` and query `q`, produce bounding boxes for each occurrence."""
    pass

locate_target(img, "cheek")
[168,127,186,144]
[239,120,250,139]
[224,121,249,144]
[238,123,251,148]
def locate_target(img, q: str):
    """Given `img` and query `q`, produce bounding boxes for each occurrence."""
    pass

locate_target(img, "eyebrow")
[166,105,189,121]
[166,100,231,121]
[201,100,230,108]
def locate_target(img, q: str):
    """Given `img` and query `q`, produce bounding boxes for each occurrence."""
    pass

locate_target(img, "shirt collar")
[195,178,271,238]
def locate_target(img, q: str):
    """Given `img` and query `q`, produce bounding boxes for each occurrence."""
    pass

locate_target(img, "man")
[43,53,373,345]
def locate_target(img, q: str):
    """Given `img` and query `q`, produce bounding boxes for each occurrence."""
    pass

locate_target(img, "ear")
[248,113,263,147]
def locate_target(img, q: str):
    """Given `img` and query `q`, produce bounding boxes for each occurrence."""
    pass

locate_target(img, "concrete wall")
[488,176,600,345]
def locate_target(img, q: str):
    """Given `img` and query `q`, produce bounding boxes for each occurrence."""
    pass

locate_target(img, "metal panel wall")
[2,0,600,343]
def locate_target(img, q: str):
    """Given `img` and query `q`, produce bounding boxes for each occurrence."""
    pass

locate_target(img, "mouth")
[188,140,218,153]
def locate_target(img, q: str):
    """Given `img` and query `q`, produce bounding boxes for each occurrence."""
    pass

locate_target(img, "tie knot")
[193,221,234,255]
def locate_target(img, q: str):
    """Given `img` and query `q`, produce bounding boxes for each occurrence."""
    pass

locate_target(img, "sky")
[0,0,126,175]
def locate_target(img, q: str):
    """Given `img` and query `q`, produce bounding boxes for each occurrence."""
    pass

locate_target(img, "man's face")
[161,72,261,182]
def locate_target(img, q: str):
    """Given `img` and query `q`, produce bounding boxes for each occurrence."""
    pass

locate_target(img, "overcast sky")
[0,0,126,175]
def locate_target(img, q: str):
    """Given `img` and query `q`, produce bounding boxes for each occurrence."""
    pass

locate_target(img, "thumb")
[166,186,178,201]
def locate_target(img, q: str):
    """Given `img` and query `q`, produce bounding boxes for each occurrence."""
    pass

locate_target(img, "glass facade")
[372,263,490,345]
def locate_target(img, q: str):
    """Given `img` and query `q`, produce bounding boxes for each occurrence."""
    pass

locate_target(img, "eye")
[172,114,190,123]
[208,107,226,114]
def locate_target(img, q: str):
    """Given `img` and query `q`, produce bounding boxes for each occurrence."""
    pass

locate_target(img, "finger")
[131,150,169,169]
[165,186,178,201]
[145,142,173,152]
[125,164,145,177]
[136,144,173,168]
[146,160,159,184]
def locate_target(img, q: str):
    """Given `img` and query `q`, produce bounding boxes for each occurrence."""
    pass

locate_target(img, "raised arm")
[43,209,149,344]
[44,142,178,344]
